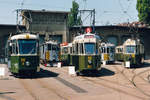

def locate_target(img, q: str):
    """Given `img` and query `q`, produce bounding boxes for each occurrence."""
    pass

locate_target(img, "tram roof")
[10,33,38,40]
[74,33,100,41]
[45,40,58,45]
[101,42,115,47]
[123,38,137,46]
[116,45,123,48]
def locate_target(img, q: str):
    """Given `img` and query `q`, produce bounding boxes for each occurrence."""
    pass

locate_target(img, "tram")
[100,42,115,64]
[60,42,72,66]
[115,45,124,61]
[71,31,101,75]
[6,33,40,75]
[40,40,60,67]
[122,38,144,67]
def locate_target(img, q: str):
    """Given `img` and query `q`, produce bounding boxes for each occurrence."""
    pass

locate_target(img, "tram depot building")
[0,9,150,62]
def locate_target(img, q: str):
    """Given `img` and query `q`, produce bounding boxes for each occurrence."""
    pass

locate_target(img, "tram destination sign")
[84,35,94,38]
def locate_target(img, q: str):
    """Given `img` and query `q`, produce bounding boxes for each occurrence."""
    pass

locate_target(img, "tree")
[68,0,82,27]
[136,0,150,25]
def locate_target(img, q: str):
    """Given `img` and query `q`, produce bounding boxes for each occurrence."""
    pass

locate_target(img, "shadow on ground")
[0,92,15,95]
[14,68,59,79]
[128,62,150,69]
[81,67,115,77]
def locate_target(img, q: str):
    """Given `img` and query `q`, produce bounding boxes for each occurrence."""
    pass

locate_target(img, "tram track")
[131,68,150,97]
[80,76,147,100]
[56,66,148,99]
[18,76,69,100]
[113,65,150,99]
[34,79,69,100]
[42,65,150,99]
[18,79,38,100]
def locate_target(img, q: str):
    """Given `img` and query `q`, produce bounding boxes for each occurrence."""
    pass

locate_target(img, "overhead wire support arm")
[79,9,96,33]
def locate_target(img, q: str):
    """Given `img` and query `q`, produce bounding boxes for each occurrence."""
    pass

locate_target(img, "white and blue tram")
[100,42,115,64]
[60,42,72,66]
[40,40,60,66]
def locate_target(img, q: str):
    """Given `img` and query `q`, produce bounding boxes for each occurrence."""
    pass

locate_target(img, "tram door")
[109,46,115,62]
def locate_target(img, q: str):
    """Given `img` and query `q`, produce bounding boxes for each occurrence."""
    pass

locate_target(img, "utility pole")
[16,9,19,33]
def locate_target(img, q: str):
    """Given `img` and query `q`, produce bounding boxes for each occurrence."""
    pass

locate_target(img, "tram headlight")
[88,60,92,65]
[25,61,30,66]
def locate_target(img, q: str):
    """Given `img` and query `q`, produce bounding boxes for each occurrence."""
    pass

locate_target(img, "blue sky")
[0,0,138,25]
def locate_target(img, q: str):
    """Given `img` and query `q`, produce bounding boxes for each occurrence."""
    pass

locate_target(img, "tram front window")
[84,43,95,54]
[126,45,136,54]
[110,47,115,53]
[48,44,52,50]
[18,40,37,54]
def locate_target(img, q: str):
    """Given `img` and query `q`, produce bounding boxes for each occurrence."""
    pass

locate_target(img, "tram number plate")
[88,65,92,68]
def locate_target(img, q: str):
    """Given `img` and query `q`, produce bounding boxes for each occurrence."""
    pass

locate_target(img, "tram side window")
[101,47,106,53]
[81,43,84,54]
[116,48,118,53]
[63,47,68,54]
[48,44,52,50]
[75,43,78,54]
[70,47,72,54]
[9,44,12,55]
[107,48,109,53]
[79,43,83,54]
[110,47,114,53]
[101,47,103,53]
[12,43,16,54]
[43,45,44,54]
[96,43,99,54]
[72,44,75,54]
[121,48,123,53]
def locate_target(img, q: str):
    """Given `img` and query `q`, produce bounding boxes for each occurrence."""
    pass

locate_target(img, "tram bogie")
[100,42,115,64]
[40,40,60,67]
[6,33,40,75]
[70,32,101,74]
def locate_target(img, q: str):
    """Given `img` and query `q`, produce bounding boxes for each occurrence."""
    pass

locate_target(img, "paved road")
[0,61,150,100]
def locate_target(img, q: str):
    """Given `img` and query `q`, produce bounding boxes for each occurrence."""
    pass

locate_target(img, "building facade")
[21,9,69,44]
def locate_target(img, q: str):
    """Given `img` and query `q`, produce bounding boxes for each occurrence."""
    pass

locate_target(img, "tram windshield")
[84,43,95,54]
[62,47,68,54]
[18,39,37,54]
[110,47,115,53]
[48,44,59,51]
[125,45,136,54]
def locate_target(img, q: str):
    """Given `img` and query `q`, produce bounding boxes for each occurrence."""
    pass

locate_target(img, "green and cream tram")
[100,42,115,64]
[60,42,72,66]
[123,38,144,67]
[115,45,124,61]
[71,33,101,75]
[7,33,40,75]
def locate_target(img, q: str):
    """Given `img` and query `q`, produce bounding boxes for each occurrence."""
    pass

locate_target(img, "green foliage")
[68,0,82,27]
[136,0,150,25]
